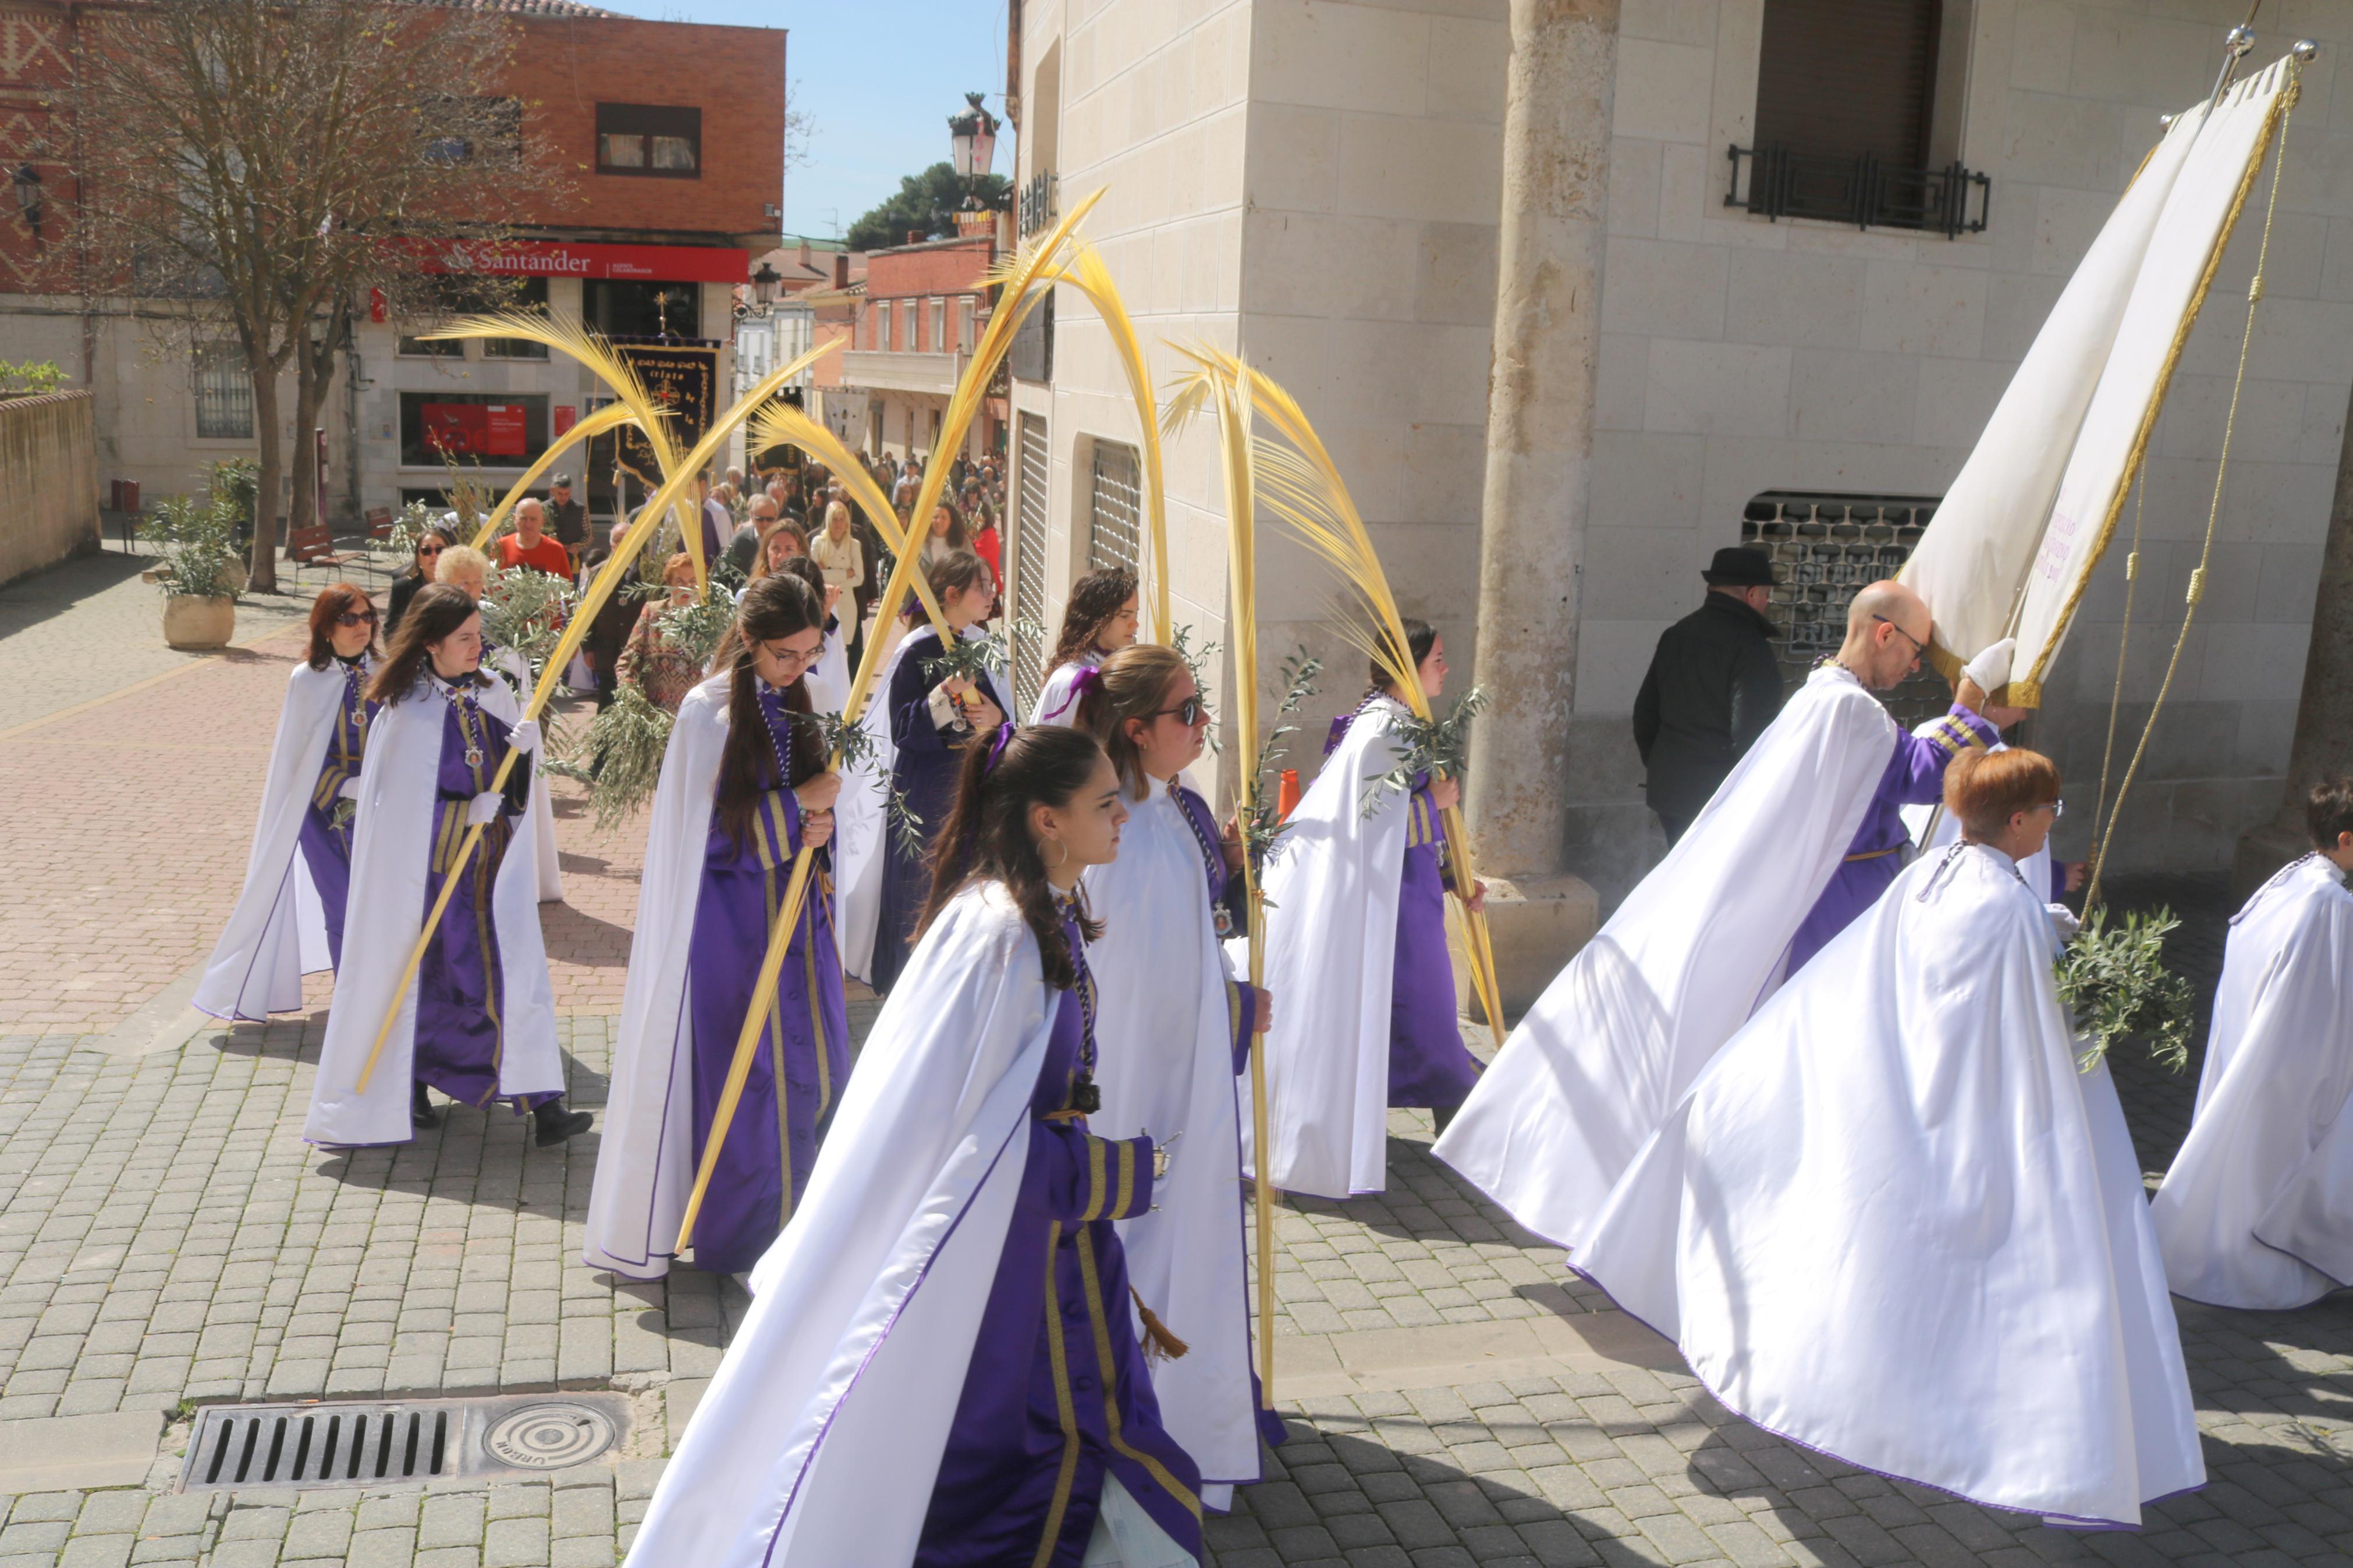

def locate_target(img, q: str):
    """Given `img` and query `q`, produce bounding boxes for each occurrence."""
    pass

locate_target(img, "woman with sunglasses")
[306,583,585,1146]
[1251,618,1487,1200]
[384,523,456,643]
[1076,643,1284,1508]
[195,584,384,1021]
[585,574,849,1278]
[1031,566,1139,725]
[630,724,1204,1568]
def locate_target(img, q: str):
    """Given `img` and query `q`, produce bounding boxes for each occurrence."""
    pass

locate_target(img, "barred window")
[1011,413,1052,716]
[1740,489,1949,725]
[194,347,253,440]
[1087,439,1141,576]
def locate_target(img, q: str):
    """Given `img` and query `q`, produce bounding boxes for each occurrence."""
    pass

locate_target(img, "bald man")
[1783,581,2007,972]
[1434,579,2012,1253]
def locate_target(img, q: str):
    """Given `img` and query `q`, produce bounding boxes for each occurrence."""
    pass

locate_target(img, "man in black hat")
[1632,546,1785,844]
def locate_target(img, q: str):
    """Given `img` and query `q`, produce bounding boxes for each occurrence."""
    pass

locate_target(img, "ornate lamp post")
[947,92,1000,236]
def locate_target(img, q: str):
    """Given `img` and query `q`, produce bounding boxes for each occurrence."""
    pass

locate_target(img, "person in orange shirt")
[496,499,573,578]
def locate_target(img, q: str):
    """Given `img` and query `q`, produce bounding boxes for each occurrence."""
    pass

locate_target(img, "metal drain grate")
[179,1393,627,1494]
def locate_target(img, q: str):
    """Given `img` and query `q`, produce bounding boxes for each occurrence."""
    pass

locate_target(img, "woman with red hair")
[194,583,381,1020]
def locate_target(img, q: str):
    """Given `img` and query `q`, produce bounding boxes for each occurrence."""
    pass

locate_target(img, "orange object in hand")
[1277,769,1301,821]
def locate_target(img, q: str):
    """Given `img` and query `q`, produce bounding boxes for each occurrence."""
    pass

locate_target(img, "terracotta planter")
[162,593,236,650]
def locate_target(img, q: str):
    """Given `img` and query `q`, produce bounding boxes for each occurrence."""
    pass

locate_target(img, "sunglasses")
[1152,695,1210,726]
[418,543,445,557]
[335,609,378,628]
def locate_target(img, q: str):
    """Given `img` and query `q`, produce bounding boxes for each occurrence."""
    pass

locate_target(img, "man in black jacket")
[1632,546,1785,844]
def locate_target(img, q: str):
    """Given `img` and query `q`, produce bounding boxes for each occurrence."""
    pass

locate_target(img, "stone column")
[2231,375,2353,896]
[1461,0,1617,1015]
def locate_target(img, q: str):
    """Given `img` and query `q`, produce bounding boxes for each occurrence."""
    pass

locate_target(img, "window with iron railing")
[194,346,254,440]
[1088,440,1141,579]
[1740,489,1951,726]
[1012,414,1052,716]
[1019,172,1059,239]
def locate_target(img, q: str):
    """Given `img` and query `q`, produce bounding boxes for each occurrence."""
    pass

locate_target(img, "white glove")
[506,719,541,756]
[2047,903,2081,942]
[337,777,363,802]
[1962,638,2015,692]
[466,791,504,826]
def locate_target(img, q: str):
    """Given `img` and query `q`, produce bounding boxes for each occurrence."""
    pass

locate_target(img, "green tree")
[846,162,1011,252]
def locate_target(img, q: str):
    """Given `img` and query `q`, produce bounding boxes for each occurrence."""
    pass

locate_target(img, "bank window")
[480,279,552,359]
[597,104,701,178]
[400,392,551,468]
[583,278,700,340]
[194,346,253,440]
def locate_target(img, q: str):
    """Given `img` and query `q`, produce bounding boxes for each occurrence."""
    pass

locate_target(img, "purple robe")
[412,684,540,1109]
[1390,783,1482,1109]
[873,627,1010,994]
[300,659,375,969]
[1786,705,1998,973]
[916,908,1203,1566]
[684,686,852,1274]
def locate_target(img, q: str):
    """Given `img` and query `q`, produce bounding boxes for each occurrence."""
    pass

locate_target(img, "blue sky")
[595,0,1012,240]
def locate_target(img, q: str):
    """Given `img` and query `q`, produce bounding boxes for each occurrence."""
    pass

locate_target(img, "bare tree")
[70,0,567,591]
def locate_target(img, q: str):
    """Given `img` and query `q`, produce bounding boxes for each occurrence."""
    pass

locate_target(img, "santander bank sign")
[414,239,748,286]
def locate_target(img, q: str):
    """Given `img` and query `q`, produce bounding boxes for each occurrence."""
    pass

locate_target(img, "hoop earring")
[1042,837,1068,870]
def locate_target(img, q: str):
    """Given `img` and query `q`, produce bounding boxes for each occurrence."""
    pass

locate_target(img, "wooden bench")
[288,520,364,574]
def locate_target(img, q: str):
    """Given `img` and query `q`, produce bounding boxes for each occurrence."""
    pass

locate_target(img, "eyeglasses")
[763,642,822,671]
[335,609,378,628]
[418,543,445,557]
[2037,800,2065,819]
[1872,615,1927,658]
[1152,696,1210,726]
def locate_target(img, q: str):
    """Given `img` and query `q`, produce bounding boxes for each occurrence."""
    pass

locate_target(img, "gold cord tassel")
[1130,1288,1190,1363]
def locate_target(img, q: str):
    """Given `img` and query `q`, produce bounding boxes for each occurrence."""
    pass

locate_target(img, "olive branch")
[1357,685,1491,820]
[2058,904,2195,1075]
[1243,645,1322,876]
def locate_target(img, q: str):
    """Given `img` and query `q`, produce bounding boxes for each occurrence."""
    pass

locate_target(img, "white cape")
[624,882,1056,1568]
[484,643,565,904]
[1579,844,2202,1528]
[2153,853,2353,1309]
[193,661,346,1020]
[583,673,732,1279]
[1031,654,1099,726]
[1082,777,1258,1491]
[1249,696,1414,1199]
[304,675,565,1147]
[833,623,993,983]
[1434,664,1896,1245]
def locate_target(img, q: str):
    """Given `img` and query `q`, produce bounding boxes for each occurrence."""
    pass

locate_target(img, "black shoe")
[411,1083,440,1129]
[532,1098,593,1147]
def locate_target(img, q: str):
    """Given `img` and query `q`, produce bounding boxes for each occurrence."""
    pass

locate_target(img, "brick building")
[832,233,1002,468]
[0,0,785,528]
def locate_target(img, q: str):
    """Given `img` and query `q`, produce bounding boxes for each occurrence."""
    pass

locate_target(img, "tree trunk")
[289,351,325,553]
[249,360,282,595]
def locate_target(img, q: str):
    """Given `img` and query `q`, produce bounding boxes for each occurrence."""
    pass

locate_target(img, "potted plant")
[142,493,244,649]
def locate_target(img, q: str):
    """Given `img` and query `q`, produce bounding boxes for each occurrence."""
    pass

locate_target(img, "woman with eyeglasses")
[304,583,588,1147]
[1075,643,1285,1507]
[384,524,456,643]
[1251,618,1488,1200]
[836,547,1006,995]
[195,583,384,1022]
[1031,566,1139,725]
[585,574,849,1278]
[629,724,1204,1568]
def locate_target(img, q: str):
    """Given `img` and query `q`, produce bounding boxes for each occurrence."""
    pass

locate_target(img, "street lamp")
[947,92,999,180]
[12,163,42,244]
[750,261,782,309]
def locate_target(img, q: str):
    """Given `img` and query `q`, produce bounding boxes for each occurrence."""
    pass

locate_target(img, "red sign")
[421,403,528,458]
[413,239,749,285]
[553,404,577,437]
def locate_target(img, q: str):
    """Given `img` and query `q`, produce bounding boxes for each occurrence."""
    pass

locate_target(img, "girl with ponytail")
[1254,616,1486,1200]
[1031,565,1140,724]
[584,573,851,1278]
[632,723,1209,1567]
[1074,643,1287,1501]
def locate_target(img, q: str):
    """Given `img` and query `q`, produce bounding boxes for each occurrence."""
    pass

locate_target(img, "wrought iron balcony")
[1018,171,1059,240]
[1725,145,1989,239]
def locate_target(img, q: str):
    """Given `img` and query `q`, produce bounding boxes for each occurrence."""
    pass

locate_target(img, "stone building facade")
[1006,0,2353,909]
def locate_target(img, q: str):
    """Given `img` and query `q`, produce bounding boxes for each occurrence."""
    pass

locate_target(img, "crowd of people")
[189,490,2353,1560]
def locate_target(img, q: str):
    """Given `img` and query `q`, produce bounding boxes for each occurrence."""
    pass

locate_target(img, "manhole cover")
[484,1402,616,1470]
[179,1392,629,1492]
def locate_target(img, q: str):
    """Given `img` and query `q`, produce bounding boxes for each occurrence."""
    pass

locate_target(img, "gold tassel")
[1131,1287,1189,1362]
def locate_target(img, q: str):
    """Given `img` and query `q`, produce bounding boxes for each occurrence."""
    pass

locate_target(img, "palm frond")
[469,401,640,550]
[745,402,954,637]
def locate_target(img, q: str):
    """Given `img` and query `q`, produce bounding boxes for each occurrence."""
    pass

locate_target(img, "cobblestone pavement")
[9,577,2353,1567]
